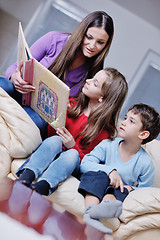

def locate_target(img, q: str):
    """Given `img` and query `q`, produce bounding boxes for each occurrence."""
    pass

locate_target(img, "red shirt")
[48,98,110,160]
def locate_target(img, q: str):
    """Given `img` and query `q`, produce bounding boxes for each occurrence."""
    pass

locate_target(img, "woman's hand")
[10,61,35,94]
[56,127,75,149]
[109,170,124,192]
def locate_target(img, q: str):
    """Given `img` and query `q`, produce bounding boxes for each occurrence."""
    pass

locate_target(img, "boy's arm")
[134,159,155,189]
[80,140,115,174]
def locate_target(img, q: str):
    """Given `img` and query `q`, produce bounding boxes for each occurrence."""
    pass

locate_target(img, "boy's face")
[119,110,144,141]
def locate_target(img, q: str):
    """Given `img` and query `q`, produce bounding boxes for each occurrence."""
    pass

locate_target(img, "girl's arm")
[56,127,85,160]
[56,127,75,149]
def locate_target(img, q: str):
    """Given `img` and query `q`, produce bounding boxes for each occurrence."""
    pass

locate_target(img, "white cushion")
[114,213,160,240]
[0,87,42,178]
[120,187,160,223]
[143,140,160,187]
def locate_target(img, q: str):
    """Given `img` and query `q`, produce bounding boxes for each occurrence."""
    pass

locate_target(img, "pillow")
[0,88,42,178]
[114,213,160,240]
[120,187,160,223]
[142,140,160,188]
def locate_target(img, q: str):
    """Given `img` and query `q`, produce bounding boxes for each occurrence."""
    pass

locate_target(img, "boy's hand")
[109,170,124,192]
[124,185,133,193]
[56,127,75,149]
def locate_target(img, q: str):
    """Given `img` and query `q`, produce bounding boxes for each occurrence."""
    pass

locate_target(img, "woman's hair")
[68,67,128,146]
[128,103,160,144]
[48,11,114,85]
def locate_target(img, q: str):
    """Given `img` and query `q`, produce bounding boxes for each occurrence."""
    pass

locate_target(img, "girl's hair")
[48,11,114,86]
[68,67,128,146]
[128,103,160,144]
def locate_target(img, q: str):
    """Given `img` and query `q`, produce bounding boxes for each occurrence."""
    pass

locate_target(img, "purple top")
[6,31,87,97]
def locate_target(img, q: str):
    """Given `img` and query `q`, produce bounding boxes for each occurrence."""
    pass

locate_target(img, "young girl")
[16,67,128,196]
[2,11,114,137]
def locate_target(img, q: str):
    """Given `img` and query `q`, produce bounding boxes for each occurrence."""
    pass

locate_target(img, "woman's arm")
[6,31,63,93]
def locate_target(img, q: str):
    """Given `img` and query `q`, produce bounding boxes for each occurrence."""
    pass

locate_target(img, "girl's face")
[81,27,109,58]
[82,70,107,101]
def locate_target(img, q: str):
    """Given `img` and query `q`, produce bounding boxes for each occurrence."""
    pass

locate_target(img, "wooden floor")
[0,177,106,240]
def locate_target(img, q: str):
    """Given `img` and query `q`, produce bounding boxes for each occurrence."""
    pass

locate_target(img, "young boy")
[78,103,160,234]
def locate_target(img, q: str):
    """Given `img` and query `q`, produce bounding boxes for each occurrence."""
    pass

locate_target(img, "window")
[0,0,88,76]
[25,0,88,46]
[120,50,160,140]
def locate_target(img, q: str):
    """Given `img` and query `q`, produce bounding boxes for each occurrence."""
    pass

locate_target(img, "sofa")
[1,87,160,240]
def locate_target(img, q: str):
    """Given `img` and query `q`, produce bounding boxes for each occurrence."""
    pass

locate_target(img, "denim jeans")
[0,77,47,139]
[16,136,80,195]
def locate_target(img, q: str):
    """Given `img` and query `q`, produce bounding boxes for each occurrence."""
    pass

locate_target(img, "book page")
[31,60,70,129]
[17,22,70,129]
[17,22,32,69]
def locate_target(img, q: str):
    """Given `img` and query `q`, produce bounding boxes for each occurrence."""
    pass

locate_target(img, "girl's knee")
[69,149,80,166]
[70,149,79,158]
[44,135,62,145]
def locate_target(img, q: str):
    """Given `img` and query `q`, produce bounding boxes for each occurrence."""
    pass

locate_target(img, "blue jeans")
[16,136,80,195]
[0,77,47,139]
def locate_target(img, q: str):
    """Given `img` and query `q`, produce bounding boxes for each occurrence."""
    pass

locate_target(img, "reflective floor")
[0,177,107,240]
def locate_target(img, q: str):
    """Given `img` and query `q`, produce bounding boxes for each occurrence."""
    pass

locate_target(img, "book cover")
[17,22,70,129]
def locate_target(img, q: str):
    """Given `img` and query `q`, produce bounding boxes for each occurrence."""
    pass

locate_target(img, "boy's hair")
[129,103,160,144]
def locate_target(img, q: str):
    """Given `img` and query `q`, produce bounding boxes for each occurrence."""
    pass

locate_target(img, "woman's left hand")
[56,127,75,149]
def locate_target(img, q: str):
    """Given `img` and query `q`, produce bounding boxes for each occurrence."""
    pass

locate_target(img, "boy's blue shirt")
[80,137,155,189]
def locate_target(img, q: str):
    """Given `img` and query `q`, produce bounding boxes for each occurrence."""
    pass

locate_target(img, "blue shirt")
[80,137,155,188]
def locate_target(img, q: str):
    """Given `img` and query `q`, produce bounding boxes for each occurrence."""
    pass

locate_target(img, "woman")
[1,11,114,137]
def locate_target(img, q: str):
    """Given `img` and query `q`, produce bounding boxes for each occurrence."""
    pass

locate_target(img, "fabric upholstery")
[0,87,42,178]
[1,87,160,239]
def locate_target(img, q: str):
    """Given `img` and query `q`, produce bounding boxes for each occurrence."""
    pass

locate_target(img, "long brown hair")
[48,11,114,84]
[68,68,128,146]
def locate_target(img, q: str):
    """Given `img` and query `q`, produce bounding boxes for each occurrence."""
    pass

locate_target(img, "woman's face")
[81,27,109,58]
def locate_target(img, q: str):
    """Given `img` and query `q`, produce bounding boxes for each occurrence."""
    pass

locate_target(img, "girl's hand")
[11,61,35,94]
[109,170,124,192]
[56,127,75,149]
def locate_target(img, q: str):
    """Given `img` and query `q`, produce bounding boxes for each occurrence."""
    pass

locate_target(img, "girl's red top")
[47,98,110,160]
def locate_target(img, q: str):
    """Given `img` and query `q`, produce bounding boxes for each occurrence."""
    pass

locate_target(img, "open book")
[17,22,70,129]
